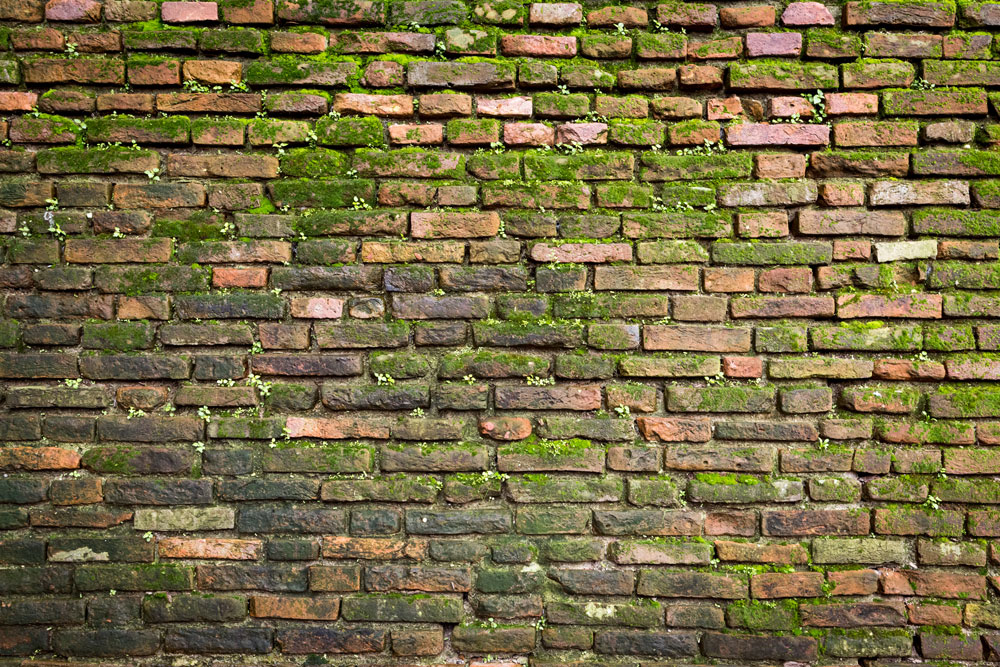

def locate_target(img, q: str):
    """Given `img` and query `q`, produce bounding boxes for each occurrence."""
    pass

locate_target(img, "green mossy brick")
[726,600,800,632]
[245,57,360,85]
[36,146,159,174]
[82,322,156,351]
[534,92,591,118]
[640,151,753,180]
[353,149,465,178]
[85,115,190,143]
[74,564,195,591]
[711,241,833,265]
[729,60,839,90]
[267,179,377,208]
[439,349,549,378]
[199,28,266,53]
[280,148,350,178]
[608,120,665,146]
[315,116,384,147]
[523,152,633,180]
[667,386,776,412]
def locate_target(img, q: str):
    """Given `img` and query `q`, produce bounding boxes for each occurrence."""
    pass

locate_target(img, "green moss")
[694,472,761,486]
[503,434,592,459]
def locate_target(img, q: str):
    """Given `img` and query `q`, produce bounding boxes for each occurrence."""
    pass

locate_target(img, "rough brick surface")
[0,1,997,663]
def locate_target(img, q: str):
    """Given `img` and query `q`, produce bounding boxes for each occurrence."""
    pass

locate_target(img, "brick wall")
[0,0,999,662]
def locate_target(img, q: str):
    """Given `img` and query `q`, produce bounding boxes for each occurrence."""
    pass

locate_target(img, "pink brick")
[723,356,764,378]
[770,96,815,119]
[478,96,533,117]
[746,32,802,56]
[161,1,218,21]
[389,123,444,145]
[738,211,790,238]
[726,123,829,147]
[501,34,577,57]
[707,97,743,120]
[529,2,582,25]
[504,123,555,146]
[530,243,632,263]
[759,267,813,293]
[334,93,413,117]
[781,1,834,25]
[834,240,871,261]
[46,0,102,21]
[755,154,806,179]
[820,182,866,206]
[363,61,403,87]
[556,122,608,145]
[290,297,344,319]
[825,93,878,115]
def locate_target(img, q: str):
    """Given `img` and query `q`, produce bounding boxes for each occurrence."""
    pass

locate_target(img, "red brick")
[389,123,443,145]
[251,596,340,620]
[755,154,806,179]
[720,5,775,26]
[502,34,577,57]
[160,538,262,559]
[0,446,80,470]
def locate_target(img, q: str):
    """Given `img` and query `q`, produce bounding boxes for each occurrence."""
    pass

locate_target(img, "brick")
[783,2,834,24]
[727,123,829,146]
[161,1,217,22]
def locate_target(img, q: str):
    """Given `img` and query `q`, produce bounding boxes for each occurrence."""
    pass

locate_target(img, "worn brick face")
[0,0,996,662]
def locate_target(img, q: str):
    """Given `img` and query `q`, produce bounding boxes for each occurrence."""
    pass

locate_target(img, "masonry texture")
[4,0,1000,663]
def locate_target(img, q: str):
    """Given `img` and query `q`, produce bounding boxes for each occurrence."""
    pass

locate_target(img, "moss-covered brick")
[842,59,916,88]
[523,152,634,180]
[882,87,988,115]
[37,147,159,174]
[267,179,376,208]
[74,564,195,591]
[82,322,156,351]
[279,148,349,178]
[533,92,590,118]
[914,207,1000,235]
[711,241,832,265]
[930,384,1000,417]
[93,265,211,294]
[668,386,776,412]
[810,324,922,351]
[352,149,465,178]
[560,62,616,88]
[439,349,549,378]
[85,115,190,144]
[314,115,384,146]
[640,151,753,180]
[623,211,732,238]
[729,60,839,90]
[245,58,360,85]
[199,28,266,53]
